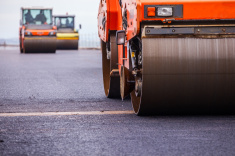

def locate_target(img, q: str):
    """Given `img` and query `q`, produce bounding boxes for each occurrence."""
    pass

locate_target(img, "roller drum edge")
[24,37,57,53]
[101,32,120,98]
[132,38,235,115]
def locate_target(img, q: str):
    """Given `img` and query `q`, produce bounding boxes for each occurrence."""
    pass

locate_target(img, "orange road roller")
[98,0,235,115]
[19,7,57,53]
[53,15,80,50]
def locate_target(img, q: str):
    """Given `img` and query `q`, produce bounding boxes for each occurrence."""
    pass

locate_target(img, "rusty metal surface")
[132,37,235,115]
[101,32,120,98]
[56,40,78,50]
[24,37,57,53]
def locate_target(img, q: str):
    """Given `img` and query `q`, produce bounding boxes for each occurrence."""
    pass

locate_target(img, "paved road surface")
[0,47,235,156]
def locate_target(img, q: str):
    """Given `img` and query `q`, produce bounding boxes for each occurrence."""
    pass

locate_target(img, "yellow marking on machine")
[57,33,79,38]
[57,37,79,40]
[131,52,135,58]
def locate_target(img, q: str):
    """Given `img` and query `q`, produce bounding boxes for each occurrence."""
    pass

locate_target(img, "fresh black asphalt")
[0,47,235,156]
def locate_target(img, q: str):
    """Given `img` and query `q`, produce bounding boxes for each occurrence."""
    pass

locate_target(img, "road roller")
[98,0,235,115]
[19,7,57,53]
[53,15,79,50]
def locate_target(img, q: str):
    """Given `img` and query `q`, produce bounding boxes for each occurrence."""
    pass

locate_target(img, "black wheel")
[120,66,135,100]
[101,32,120,98]
[20,40,23,53]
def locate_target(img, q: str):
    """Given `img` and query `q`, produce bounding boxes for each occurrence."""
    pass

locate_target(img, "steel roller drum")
[57,39,78,50]
[131,38,235,115]
[24,37,57,53]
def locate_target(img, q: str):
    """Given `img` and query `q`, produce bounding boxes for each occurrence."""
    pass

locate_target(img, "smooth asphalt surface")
[0,47,235,156]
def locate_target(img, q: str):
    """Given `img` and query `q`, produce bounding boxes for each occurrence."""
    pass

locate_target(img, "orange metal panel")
[140,0,235,21]
[27,29,52,36]
[98,0,122,42]
[121,0,140,41]
[97,0,108,42]
[109,1,123,31]
[122,0,235,41]
[118,44,123,72]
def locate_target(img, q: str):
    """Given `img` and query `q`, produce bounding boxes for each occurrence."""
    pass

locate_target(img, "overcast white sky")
[0,0,100,39]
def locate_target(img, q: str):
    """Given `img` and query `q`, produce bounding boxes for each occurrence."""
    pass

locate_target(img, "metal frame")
[145,26,235,35]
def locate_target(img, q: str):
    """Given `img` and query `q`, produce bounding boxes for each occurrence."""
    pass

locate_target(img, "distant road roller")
[19,7,57,53]
[98,0,235,115]
[53,15,79,50]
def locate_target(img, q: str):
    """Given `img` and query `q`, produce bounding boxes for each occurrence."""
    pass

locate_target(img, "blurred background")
[0,0,100,48]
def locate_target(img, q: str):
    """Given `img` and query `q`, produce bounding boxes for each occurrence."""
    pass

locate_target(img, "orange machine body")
[19,26,56,50]
[25,29,56,36]
[122,0,235,41]
[119,0,235,71]
[98,0,123,42]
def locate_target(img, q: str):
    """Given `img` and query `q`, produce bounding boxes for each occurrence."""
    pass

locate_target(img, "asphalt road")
[0,47,235,156]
